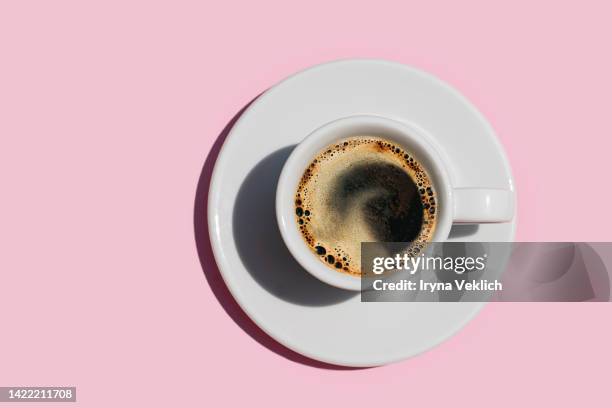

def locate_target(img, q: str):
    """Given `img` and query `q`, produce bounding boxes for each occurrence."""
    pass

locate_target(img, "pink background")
[1,0,611,406]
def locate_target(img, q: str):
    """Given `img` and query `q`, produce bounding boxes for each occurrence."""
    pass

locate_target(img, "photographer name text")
[372,279,502,292]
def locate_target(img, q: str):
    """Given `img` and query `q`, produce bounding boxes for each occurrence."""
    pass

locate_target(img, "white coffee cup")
[276,115,514,291]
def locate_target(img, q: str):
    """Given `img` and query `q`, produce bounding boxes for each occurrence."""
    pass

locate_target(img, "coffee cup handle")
[452,188,514,223]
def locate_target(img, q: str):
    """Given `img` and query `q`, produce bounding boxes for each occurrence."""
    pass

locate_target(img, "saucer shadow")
[233,146,356,306]
[193,99,363,370]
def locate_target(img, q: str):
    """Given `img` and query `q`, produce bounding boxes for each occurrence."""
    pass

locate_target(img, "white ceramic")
[207,59,516,367]
[276,115,514,291]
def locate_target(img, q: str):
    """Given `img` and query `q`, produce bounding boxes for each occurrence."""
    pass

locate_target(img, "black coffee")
[294,136,437,275]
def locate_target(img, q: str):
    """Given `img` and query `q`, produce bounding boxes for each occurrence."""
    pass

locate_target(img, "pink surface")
[1,0,611,406]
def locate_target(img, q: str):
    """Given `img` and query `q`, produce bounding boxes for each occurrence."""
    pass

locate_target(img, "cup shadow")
[448,224,479,239]
[233,146,356,306]
[193,98,363,370]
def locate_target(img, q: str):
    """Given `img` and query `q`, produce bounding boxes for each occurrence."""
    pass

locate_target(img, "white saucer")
[207,59,516,367]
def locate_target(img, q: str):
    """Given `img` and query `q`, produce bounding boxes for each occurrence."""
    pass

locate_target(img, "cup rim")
[275,114,454,291]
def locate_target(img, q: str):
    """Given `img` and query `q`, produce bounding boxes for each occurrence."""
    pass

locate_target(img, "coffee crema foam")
[295,136,438,276]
